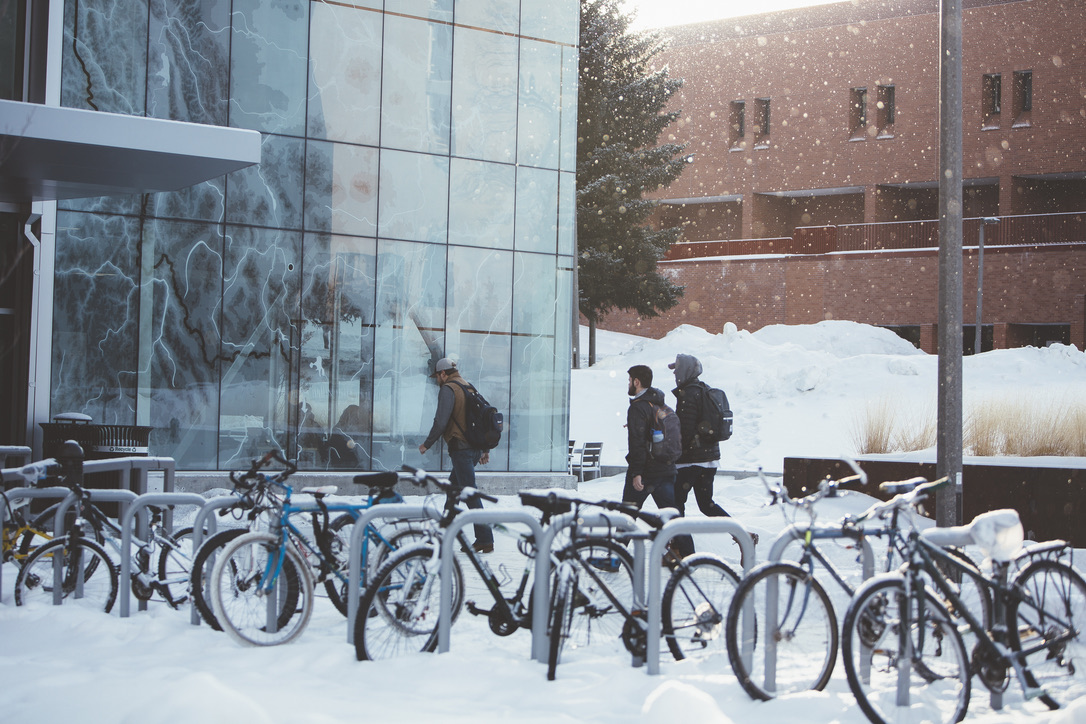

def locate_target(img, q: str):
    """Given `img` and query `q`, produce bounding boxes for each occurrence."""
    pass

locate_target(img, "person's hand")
[418,444,427,454]
[480,451,490,465]
[632,474,644,492]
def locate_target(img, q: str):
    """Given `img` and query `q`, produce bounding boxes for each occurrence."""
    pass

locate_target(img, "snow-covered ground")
[2,321,1085,724]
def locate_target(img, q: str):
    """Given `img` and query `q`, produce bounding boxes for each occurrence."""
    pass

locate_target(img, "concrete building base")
[176,470,578,497]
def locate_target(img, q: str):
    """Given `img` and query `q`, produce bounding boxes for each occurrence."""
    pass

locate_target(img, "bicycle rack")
[645,516,757,675]
[118,493,209,617]
[345,503,444,646]
[731,522,875,692]
[436,510,547,657]
[0,486,72,599]
[45,488,137,606]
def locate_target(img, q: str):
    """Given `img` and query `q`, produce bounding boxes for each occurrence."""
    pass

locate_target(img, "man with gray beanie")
[669,354,731,522]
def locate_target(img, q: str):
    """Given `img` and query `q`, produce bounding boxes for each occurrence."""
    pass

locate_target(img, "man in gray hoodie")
[669,354,731,520]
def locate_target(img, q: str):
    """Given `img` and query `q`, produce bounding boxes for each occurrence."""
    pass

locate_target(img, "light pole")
[974,217,1000,355]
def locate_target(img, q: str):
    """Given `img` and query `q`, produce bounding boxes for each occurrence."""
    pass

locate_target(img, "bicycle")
[208,451,420,646]
[546,495,742,681]
[1,459,63,564]
[840,478,1085,724]
[724,464,989,701]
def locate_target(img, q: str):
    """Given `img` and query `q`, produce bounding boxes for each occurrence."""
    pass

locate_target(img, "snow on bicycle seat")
[301,485,339,497]
[920,509,1023,561]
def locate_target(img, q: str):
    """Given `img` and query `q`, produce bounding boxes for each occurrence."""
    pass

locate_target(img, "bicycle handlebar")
[849,476,949,525]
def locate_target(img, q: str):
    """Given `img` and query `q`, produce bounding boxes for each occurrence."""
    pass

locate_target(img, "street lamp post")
[974,217,1000,355]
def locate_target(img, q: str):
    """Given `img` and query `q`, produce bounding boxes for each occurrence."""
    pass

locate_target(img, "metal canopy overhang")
[0,99,261,204]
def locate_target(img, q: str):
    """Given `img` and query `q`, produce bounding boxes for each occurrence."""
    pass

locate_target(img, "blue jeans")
[621,471,694,558]
[449,447,493,546]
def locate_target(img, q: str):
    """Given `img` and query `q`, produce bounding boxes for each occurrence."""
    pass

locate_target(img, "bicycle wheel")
[931,546,991,636]
[1010,558,1086,709]
[842,575,970,724]
[210,531,313,646]
[25,503,104,550]
[354,543,464,661]
[547,563,578,681]
[662,553,740,661]
[724,561,835,700]
[323,515,428,617]
[189,527,248,630]
[155,526,194,608]
[566,537,635,651]
[15,536,118,612]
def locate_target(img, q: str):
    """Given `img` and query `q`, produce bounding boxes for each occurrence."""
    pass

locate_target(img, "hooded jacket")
[671,354,721,464]
[625,386,676,479]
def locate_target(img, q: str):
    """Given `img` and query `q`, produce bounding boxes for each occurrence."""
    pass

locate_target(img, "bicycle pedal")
[465,600,490,617]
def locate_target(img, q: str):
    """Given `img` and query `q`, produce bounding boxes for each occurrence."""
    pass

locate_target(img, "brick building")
[598,0,1086,352]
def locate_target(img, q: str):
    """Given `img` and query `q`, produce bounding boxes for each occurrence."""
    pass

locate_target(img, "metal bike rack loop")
[345,503,444,645]
[437,509,547,657]
[118,492,209,617]
[530,509,641,663]
[48,488,138,606]
[734,522,875,692]
[0,486,71,598]
[187,497,237,625]
[646,516,757,675]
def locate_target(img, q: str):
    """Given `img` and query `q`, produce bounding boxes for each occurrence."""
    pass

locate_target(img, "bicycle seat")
[352,472,399,491]
[518,490,573,516]
[879,476,928,495]
[920,508,1023,561]
[301,485,339,497]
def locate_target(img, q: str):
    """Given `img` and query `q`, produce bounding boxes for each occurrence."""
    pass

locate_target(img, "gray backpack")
[647,403,682,464]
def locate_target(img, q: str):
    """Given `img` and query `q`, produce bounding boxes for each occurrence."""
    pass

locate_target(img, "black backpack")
[449,381,504,450]
[696,381,733,443]
[646,402,682,464]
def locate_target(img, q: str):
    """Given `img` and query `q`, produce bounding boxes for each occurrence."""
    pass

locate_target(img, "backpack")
[696,381,733,443]
[646,402,682,464]
[448,381,504,450]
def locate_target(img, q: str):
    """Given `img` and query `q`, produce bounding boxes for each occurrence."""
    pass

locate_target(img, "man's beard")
[628,382,637,397]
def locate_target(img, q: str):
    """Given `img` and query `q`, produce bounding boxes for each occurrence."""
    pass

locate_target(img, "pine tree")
[577,0,689,363]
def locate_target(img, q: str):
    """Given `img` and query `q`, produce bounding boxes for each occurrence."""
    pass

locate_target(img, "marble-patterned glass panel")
[372,239,446,471]
[448,158,514,249]
[551,263,573,468]
[510,253,562,470]
[58,194,143,217]
[380,15,451,155]
[297,234,377,470]
[444,245,512,466]
[307,2,382,145]
[305,140,378,238]
[51,211,141,423]
[558,170,575,256]
[385,0,452,23]
[454,0,518,34]
[148,178,227,223]
[520,0,579,45]
[226,133,305,230]
[61,0,148,113]
[514,166,558,253]
[143,219,225,468]
[147,0,230,125]
[559,45,579,172]
[377,149,449,243]
[517,40,562,170]
[229,0,309,135]
[450,27,517,164]
[218,226,302,468]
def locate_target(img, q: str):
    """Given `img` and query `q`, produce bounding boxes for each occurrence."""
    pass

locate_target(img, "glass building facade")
[48,0,578,473]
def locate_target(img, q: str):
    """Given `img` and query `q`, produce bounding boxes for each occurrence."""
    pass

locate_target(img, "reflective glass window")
[515,166,558,253]
[227,133,305,230]
[148,0,230,125]
[305,140,379,238]
[378,149,450,243]
[449,159,515,249]
[520,0,578,45]
[386,0,452,23]
[518,40,562,169]
[455,0,519,34]
[308,2,382,145]
[451,26,517,163]
[229,0,309,135]
[381,16,452,154]
[560,46,579,172]
[558,171,575,256]
[62,0,148,113]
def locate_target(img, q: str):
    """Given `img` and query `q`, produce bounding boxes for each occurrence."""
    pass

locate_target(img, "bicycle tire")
[323,515,429,617]
[155,526,194,608]
[931,546,991,637]
[724,561,835,700]
[1009,557,1086,710]
[547,564,577,681]
[210,531,313,646]
[15,536,118,612]
[189,527,249,630]
[566,537,635,652]
[354,543,464,661]
[24,503,104,551]
[842,575,970,724]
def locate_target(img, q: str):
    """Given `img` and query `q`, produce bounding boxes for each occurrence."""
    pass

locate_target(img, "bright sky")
[625,0,842,30]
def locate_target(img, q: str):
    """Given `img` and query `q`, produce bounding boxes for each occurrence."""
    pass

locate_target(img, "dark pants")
[449,447,493,546]
[621,471,694,558]
[675,465,730,518]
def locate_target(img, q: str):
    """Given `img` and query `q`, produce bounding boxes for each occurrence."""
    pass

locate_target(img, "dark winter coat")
[671,355,721,464]
[625,386,676,479]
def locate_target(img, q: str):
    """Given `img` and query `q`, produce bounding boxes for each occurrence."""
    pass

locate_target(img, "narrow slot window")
[754,97,770,147]
[1013,70,1032,127]
[982,73,1001,128]
[729,100,745,149]
[876,84,895,137]
[850,87,868,139]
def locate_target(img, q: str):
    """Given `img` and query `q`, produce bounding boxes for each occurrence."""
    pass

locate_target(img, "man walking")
[669,353,730,519]
[419,357,494,553]
[622,364,693,558]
